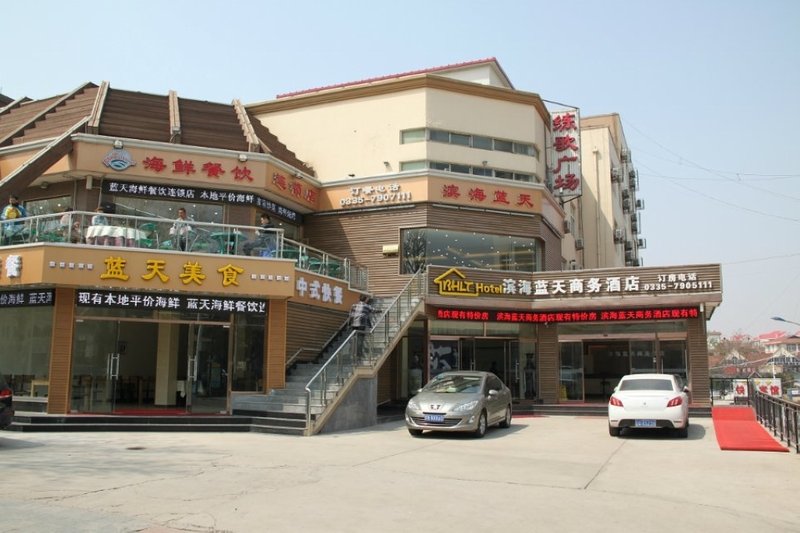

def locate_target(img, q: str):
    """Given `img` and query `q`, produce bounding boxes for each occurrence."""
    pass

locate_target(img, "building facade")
[1,59,721,430]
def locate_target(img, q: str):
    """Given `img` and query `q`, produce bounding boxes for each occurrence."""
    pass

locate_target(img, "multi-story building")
[0,59,722,433]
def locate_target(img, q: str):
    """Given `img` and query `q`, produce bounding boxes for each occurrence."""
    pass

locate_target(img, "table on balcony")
[86,225,147,247]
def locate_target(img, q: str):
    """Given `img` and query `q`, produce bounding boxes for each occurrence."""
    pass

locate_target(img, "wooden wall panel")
[286,302,348,365]
[687,316,710,406]
[266,299,288,390]
[304,203,558,297]
[536,324,560,404]
[47,287,76,414]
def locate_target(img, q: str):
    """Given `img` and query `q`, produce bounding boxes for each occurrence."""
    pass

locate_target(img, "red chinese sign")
[550,111,582,197]
[441,184,536,210]
[435,306,699,323]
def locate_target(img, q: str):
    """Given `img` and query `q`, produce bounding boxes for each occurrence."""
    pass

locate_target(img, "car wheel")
[609,424,620,437]
[499,405,512,428]
[473,411,488,438]
[408,428,423,437]
[676,425,689,439]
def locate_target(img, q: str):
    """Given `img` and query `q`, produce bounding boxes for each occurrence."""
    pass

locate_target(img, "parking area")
[2,416,799,532]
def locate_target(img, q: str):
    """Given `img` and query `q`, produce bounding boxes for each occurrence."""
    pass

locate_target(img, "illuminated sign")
[435,307,700,323]
[0,289,54,308]
[103,179,303,223]
[432,267,715,300]
[76,289,266,315]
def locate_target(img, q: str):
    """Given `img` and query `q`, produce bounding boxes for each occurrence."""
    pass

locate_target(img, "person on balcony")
[243,212,276,256]
[169,207,193,251]
[1,194,28,245]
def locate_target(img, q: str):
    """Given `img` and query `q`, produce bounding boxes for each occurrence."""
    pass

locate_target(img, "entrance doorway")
[559,338,688,403]
[71,317,231,414]
[426,337,533,401]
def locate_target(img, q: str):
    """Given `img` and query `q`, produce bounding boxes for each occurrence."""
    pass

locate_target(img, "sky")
[2,0,799,338]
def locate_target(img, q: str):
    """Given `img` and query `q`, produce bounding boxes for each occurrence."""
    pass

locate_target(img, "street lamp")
[771,316,800,327]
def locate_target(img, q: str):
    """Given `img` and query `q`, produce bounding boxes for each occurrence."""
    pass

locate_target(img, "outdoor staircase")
[232,269,427,435]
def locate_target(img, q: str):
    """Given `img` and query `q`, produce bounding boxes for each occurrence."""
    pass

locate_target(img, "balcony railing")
[0,211,367,290]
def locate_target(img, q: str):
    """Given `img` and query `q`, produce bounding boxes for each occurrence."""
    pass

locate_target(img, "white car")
[608,373,690,438]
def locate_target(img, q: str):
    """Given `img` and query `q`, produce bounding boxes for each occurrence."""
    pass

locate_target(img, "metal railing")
[753,391,800,453]
[0,211,368,290]
[303,268,427,430]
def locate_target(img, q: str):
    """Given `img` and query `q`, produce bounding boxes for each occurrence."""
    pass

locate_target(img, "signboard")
[0,289,54,308]
[434,306,699,323]
[549,110,582,198]
[76,289,266,315]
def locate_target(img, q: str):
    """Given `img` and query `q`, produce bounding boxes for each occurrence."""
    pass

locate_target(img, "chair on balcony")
[137,222,159,249]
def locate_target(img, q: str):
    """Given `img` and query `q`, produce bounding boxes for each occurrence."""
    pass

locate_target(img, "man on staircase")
[349,295,374,362]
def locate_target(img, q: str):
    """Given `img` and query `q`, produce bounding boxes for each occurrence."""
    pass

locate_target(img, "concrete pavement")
[2,415,798,532]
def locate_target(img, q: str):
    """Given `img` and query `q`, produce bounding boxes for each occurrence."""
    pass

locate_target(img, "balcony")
[0,211,368,290]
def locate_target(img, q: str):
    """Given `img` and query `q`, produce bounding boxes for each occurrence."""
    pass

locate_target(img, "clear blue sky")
[2,0,799,338]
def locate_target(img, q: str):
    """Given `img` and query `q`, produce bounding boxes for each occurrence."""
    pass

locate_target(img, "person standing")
[1,194,28,245]
[348,295,374,360]
[169,207,192,251]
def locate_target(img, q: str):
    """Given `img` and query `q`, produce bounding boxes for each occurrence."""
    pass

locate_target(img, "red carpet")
[712,407,788,452]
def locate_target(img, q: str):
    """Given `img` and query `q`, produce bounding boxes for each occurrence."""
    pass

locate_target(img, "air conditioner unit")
[625,239,633,251]
[637,238,647,249]
[629,168,637,180]
[610,167,621,182]
[620,149,631,163]
[614,228,624,243]
[575,238,584,250]
[636,198,645,210]
[631,221,639,233]
[621,189,630,200]
[622,198,631,213]
[625,250,635,261]
[630,176,638,190]
[630,213,638,224]
[626,258,641,267]
[563,220,572,234]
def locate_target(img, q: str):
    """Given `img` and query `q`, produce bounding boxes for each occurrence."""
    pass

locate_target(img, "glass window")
[24,195,72,216]
[450,133,470,146]
[430,161,449,171]
[401,129,426,143]
[429,129,449,143]
[0,306,54,397]
[661,340,687,381]
[472,136,493,150]
[494,139,513,153]
[494,170,513,180]
[472,167,492,177]
[513,142,534,156]
[400,160,427,171]
[560,342,584,401]
[400,228,541,274]
[513,173,533,183]
[450,164,470,174]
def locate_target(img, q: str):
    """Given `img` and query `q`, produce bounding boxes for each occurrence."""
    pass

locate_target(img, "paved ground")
[2,416,799,533]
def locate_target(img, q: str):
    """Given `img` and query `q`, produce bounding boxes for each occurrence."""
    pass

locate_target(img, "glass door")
[559,342,584,402]
[185,323,230,414]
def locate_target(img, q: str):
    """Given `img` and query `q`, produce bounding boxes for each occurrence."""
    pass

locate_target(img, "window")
[430,161,449,171]
[513,142,536,156]
[450,133,470,146]
[400,160,426,171]
[450,163,470,174]
[429,129,450,143]
[494,139,513,153]
[472,136,493,150]
[400,227,541,274]
[472,167,492,177]
[400,129,426,143]
[513,173,533,183]
[494,170,513,180]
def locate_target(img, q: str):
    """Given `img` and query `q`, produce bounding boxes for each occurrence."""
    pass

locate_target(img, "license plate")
[424,414,445,423]
[634,419,656,428]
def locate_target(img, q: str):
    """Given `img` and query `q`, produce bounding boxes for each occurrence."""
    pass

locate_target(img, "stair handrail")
[285,347,318,370]
[303,267,427,429]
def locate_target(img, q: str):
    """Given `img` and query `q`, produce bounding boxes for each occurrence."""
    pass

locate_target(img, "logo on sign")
[102,149,136,171]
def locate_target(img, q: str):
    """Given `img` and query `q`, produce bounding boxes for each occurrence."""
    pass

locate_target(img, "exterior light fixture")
[113,139,124,149]
[238,154,248,162]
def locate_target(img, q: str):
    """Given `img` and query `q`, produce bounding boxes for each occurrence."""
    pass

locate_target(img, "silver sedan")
[405,371,513,438]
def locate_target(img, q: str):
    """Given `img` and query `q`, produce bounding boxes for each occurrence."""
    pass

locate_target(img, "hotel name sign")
[430,265,721,301]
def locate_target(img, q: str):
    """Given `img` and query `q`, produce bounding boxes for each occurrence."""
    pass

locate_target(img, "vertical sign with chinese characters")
[550,110,582,198]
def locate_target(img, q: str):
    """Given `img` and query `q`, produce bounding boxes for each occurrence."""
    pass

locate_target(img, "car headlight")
[452,400,479,413]
[406,399,420,411]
